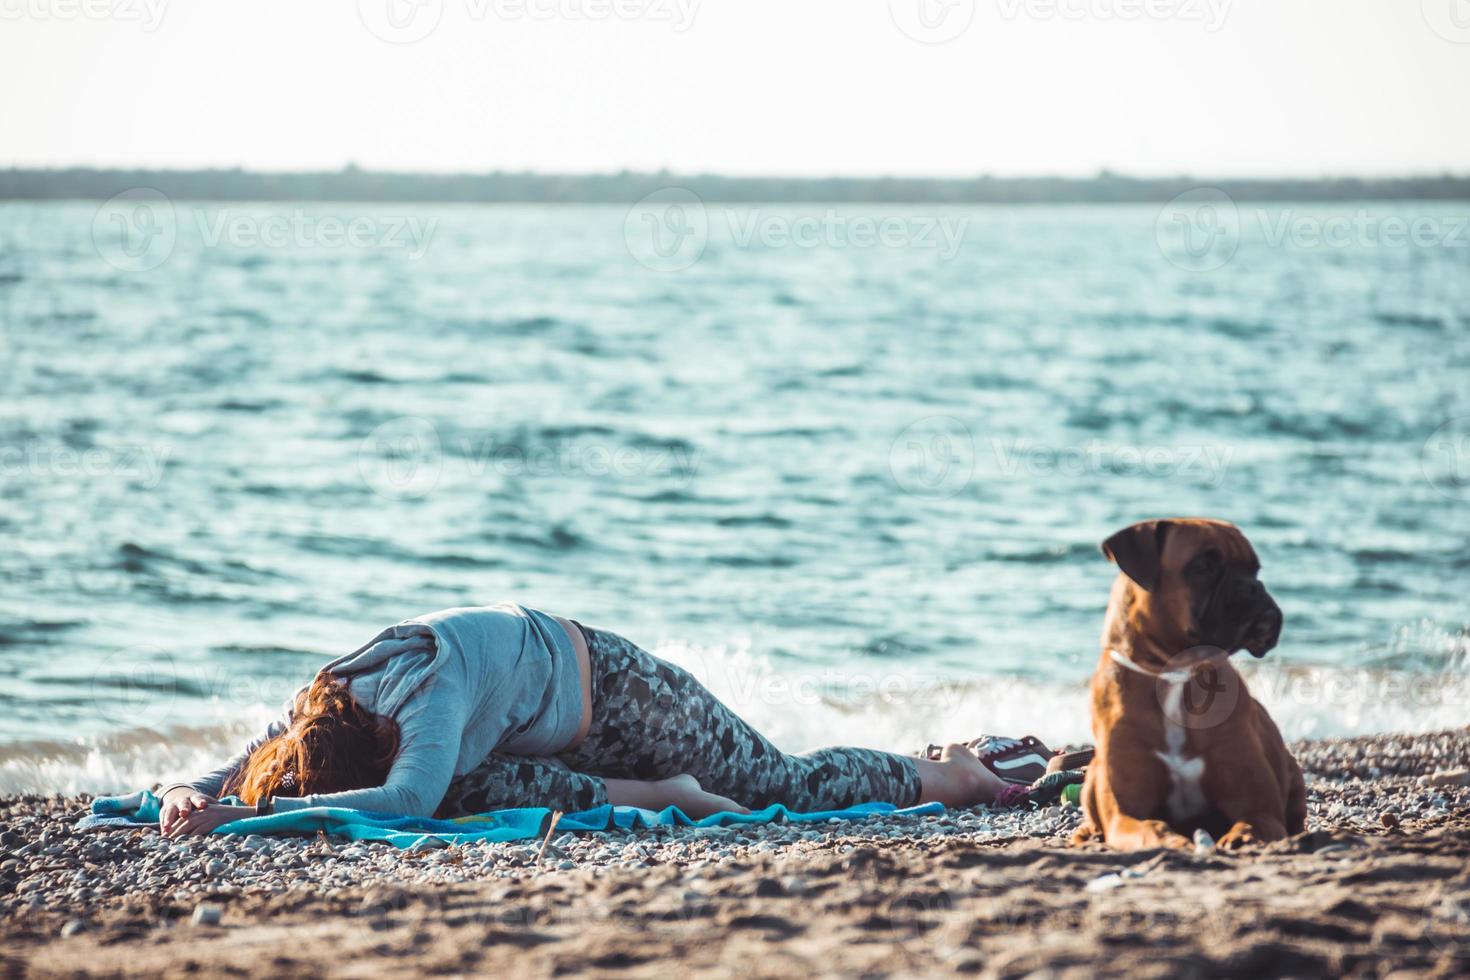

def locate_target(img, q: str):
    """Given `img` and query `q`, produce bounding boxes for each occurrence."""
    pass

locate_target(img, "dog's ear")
[1101,520,1173,592]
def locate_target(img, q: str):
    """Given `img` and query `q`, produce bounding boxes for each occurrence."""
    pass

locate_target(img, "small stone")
[61,918,88,937]
[1380,811,1400,830]
[191,903,223,926]
[205,859,227,876]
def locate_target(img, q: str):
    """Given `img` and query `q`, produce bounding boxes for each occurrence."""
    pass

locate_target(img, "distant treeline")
[3,168,1470,203]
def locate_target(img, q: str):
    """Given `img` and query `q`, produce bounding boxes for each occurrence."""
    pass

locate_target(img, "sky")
[1,0,1468,177]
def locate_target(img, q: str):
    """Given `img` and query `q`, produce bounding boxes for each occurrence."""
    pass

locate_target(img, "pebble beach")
[3,729,1469,977]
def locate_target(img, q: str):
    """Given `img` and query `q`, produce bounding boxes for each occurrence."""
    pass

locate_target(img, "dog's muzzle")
[1215,574,1282,658]
[1239,594,1283,658]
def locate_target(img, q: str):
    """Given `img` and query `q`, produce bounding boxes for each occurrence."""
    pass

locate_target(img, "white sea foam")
[4,633,1466,797]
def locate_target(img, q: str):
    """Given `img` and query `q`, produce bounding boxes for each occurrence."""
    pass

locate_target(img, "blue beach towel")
[80,790,944,850]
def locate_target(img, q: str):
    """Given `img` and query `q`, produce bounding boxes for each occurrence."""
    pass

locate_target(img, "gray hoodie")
[184,603,581,816]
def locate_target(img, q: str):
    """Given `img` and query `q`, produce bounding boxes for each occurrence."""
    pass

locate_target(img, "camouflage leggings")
[436,624,922,817]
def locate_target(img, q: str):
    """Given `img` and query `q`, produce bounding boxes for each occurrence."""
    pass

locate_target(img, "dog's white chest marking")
[1156,678,1208,822]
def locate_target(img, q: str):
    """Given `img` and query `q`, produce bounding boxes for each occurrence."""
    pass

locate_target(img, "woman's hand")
[164,802,255,839]
[160,787,217,835]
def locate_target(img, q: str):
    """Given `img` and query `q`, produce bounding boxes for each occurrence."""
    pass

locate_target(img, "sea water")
[1,200,1467,794]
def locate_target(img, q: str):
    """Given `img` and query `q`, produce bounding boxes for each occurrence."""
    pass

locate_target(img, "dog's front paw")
[1218,821,1260,849]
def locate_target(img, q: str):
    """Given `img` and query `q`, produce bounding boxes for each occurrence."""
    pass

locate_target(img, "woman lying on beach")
[159,604,1006,836]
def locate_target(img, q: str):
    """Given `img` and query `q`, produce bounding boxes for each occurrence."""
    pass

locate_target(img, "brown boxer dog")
[1073,518,1306,851]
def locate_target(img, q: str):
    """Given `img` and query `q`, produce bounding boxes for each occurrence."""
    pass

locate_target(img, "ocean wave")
[659,638,1470,755]
[0,714,275,797]
[9,636,1464,797]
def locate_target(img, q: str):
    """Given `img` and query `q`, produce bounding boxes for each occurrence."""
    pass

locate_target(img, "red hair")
[223,675,400,805]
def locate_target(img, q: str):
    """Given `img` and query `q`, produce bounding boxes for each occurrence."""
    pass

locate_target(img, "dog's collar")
[1108,648,1196,684]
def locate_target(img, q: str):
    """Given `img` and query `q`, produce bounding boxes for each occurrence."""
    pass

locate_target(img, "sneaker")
[918,735,1058,786]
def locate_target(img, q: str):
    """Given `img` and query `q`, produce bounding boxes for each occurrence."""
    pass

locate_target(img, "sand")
[3,729,1469,978]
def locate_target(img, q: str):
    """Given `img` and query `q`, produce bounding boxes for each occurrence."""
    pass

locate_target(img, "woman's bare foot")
[603,774,750,818]
[659,774,751,819]
[943,742,1008,803]
[915,742,1008,807]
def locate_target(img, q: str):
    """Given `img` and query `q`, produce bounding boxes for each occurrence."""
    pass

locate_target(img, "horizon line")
[5,165,1470,182]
